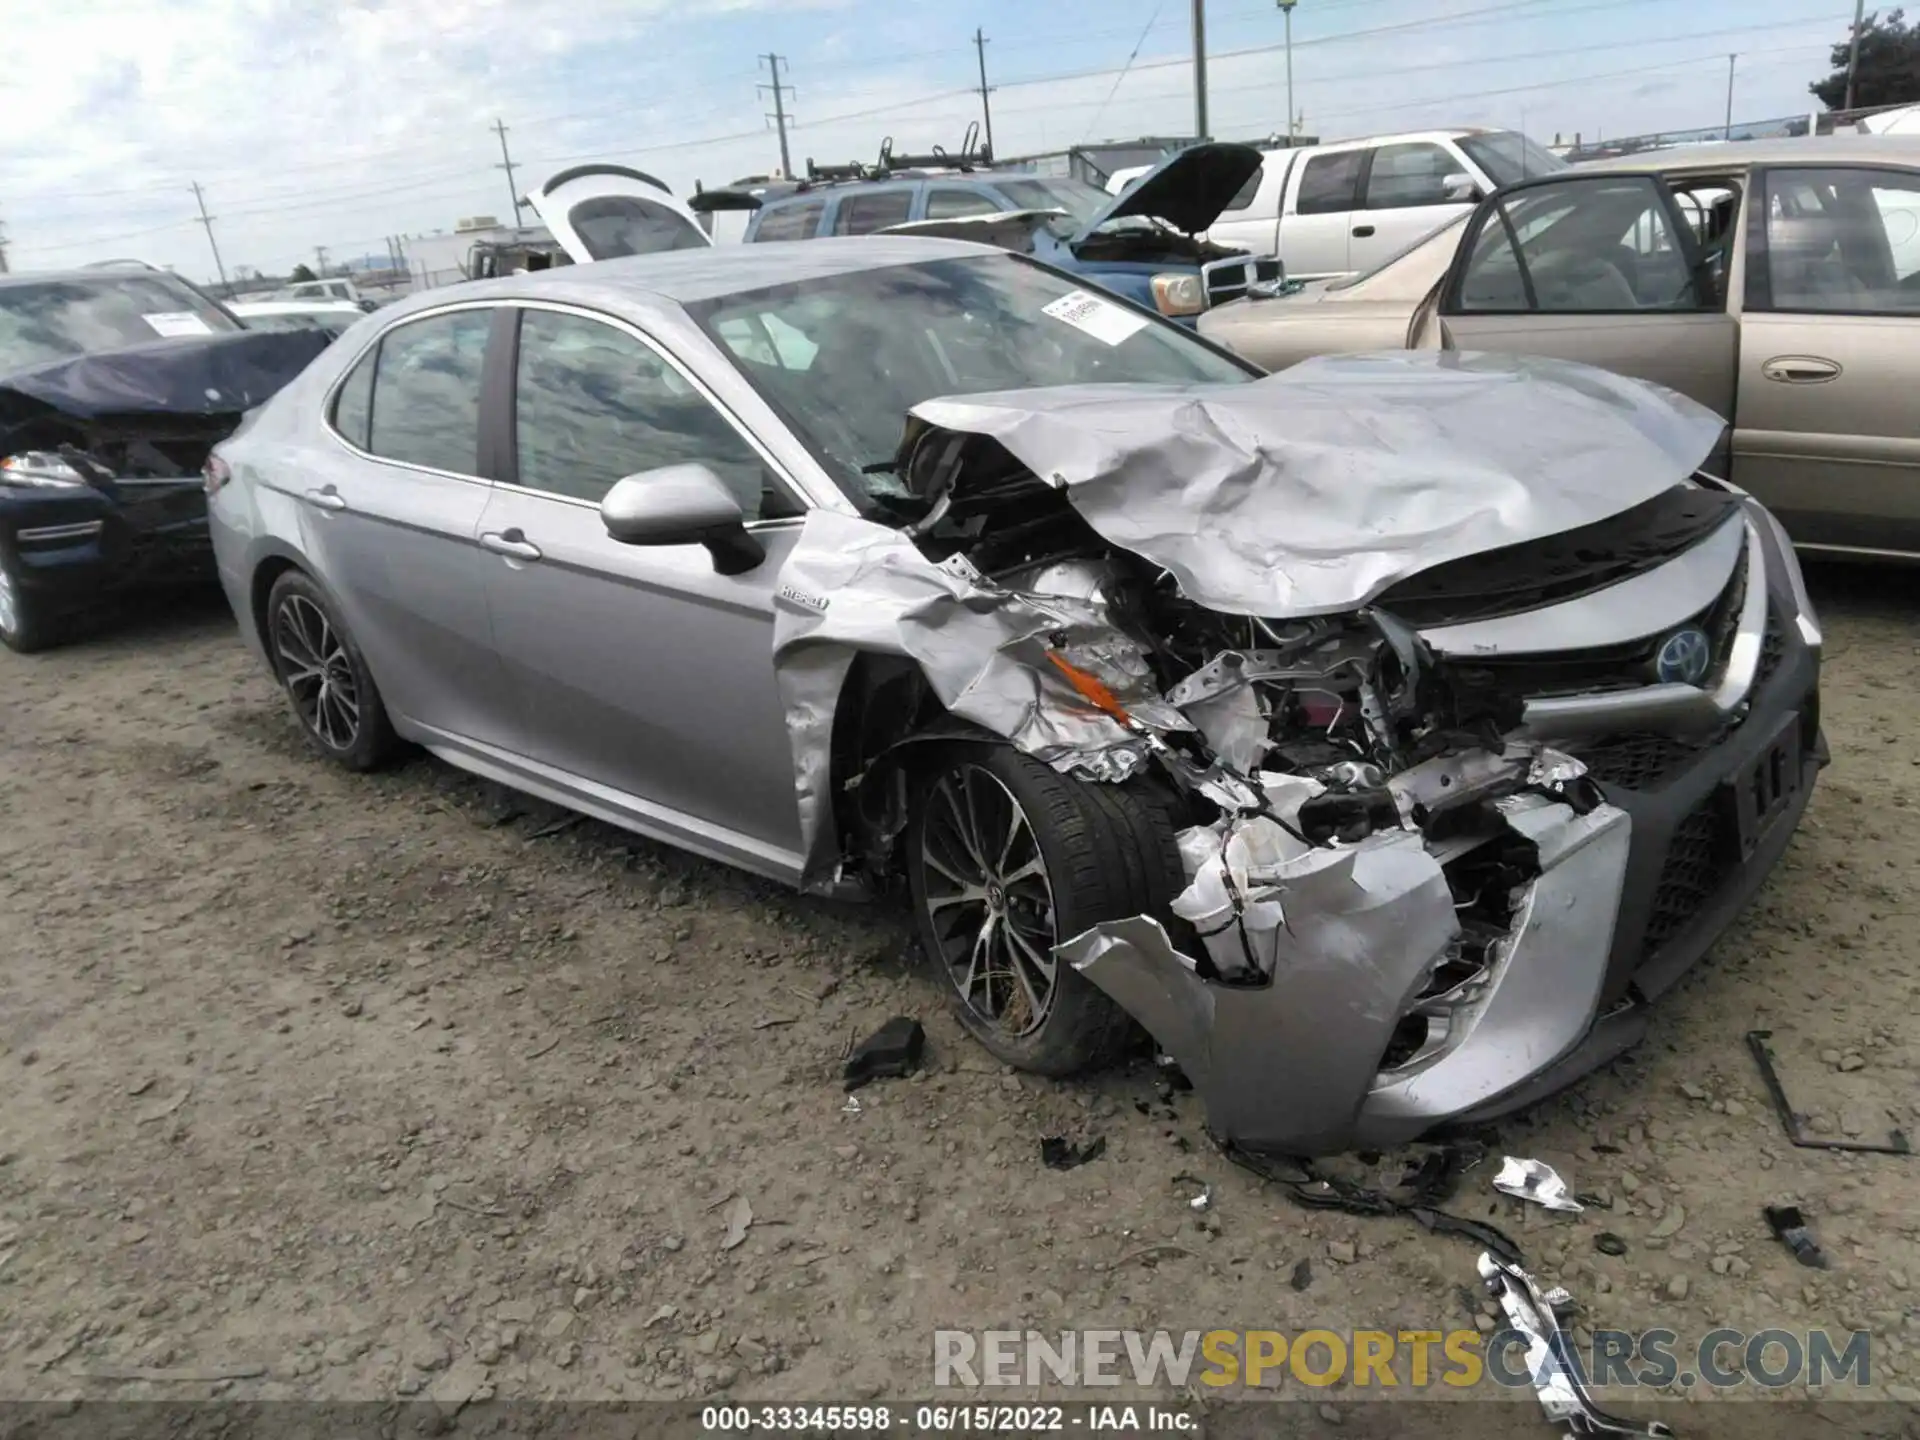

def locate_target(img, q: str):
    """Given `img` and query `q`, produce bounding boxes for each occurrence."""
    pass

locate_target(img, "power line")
[1084,3,1165,142]
[493,119,525,224]
[974,29,996,156]
[759,54,794,177]
[189,182,228,290]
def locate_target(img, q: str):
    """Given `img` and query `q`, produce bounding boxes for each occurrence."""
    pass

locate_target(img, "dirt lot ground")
[0,567,1916,1428]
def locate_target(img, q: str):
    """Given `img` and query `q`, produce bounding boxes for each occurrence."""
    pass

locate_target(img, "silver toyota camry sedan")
[206,237,1825,1155]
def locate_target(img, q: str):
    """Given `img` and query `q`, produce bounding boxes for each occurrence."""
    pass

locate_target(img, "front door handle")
[1761,355,1842,384]
[480,529,542,561]
[1352,224,1376,238]
[304,487,346,511]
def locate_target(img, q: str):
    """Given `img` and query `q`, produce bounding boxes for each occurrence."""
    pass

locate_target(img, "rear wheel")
[906,742,1189,1077]
[266,570,397,771]
[0,553,58,654]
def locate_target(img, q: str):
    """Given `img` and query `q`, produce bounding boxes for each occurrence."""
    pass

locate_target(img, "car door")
[523,165,713,263]
[1436,172,1738,424]
[1282,147,1368,279]
[301,304,521,746]
[1351,140,1475,273]
[472,303,809,868]
[1731,163,1920,553]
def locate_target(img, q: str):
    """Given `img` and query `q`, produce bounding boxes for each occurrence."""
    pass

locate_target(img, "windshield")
[0,275,240,373]
[1457,132,1568,187]
[689,255,1253,508]
[569,196,710,259]
[992,178,1110,225]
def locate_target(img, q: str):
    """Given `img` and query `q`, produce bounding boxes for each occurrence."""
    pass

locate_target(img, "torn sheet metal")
[1477,1251,1676,1438]
[772,509,1185,885]
[1494,1157,1586,1214]
[908,350,1725,618]
[1059,827,1458,1155]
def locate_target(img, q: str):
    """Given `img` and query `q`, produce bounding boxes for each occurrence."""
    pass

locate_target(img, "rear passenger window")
[366,309,491,474]
[925,188,999,220]
[833,190,914,235]
[330,346,375,450]
[1296,151,1366,215]
[1222,166,1263,213]
[754,200,825,242]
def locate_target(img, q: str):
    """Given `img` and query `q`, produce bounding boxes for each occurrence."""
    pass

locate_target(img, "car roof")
[759,170,1063,203]
[1577,133,1920,172]
[373,235,1005,315]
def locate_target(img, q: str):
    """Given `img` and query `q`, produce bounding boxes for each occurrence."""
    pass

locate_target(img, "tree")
[288,263,317,283]
[1810,7,1920,110]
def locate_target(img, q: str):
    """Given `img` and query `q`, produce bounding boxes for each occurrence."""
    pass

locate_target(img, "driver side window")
[511,309,802,520]
[1456,177,1703,314]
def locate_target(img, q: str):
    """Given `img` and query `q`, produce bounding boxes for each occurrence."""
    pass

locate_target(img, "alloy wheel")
[0,563,16,638]
[273,594,360,750]
[919,764,1059,1038]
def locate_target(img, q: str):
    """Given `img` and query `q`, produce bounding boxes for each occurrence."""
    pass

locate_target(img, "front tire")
[0,552,60,654]
[266,570,397,771]
[906,742,1189,1077]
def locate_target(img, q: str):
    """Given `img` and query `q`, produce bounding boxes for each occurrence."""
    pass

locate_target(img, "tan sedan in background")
[1199,135,1920,560]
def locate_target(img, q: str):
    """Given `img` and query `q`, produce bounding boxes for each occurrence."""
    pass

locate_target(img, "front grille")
[1755,605,1787,687]
[1641,794,1737,955]
[1571,732,1711,791]
[1203,255,1284,306]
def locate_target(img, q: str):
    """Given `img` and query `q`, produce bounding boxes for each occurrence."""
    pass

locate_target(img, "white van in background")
[1208,127,1569,280]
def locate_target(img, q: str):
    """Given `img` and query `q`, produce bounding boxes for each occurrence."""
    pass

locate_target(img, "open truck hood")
[904,349,1727,618]
[1071,141,1265,242]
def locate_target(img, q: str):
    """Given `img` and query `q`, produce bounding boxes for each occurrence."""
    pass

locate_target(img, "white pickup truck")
[1208,127,1569,281]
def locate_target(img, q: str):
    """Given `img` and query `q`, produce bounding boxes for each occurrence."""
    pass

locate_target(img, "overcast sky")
[3,0,1861,278]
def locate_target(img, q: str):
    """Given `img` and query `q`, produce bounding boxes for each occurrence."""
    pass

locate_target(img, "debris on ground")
[1746,1029,1914,1155]
[1040,1136,1107,1171]
[1764,1204,1829,1269]
[1594,1232,1629,1257]
[842,1017,926,1090]
[1289,1257,1313,1291]
[721,1195,754,1251]
[1493,1156,1585,1213]
[1477,1251,1675,1438]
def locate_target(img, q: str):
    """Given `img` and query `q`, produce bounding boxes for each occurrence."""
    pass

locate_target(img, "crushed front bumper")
[1062,505,1824,1156]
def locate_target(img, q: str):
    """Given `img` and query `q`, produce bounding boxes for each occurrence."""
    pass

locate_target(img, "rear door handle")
[304,487,346,511]
[1351,224,1376,238]
[480,530,542,561]
[1761,355,1841,384]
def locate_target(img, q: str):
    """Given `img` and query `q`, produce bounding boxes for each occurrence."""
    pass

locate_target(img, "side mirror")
[1443,173,1482,203]
[600,463,765,574]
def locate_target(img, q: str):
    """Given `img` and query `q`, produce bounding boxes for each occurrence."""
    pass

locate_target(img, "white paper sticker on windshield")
[142,311,213,338]
[1041,289,1149,346]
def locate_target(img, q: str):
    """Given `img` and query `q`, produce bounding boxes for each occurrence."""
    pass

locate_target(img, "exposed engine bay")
[769,350,1819,1155]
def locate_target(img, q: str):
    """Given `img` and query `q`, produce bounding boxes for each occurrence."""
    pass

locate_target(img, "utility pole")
[1843,0,1866,111]
[314,245,330,277]
[1724,53,1737,140]
[1277,0,1297,141]
[492,119,524,225]
[0,217,9,275]
[189,182,228,291]
[1191,0,1209,140]
[973,29,996,156]
[759,55,793,178]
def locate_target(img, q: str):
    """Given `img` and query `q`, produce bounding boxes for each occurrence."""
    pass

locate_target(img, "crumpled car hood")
[908,350,1726,618]
[0,327,334,427]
